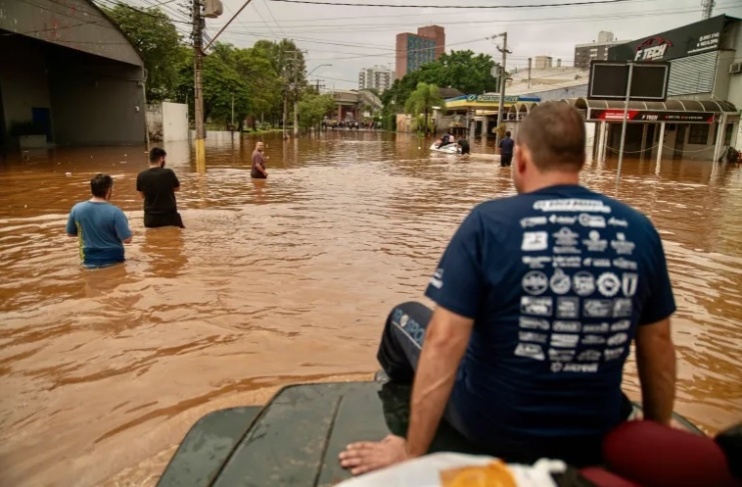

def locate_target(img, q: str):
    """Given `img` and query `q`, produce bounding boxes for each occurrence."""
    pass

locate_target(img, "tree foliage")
[404,82,444,133]
[298,93,335,130]
[382,50,502,121]
[103,5,182,102]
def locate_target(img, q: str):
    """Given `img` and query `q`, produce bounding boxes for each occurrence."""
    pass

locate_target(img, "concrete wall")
[147,104,163,141]
[162,102,188,141]
[0,37,51,134]
[49,58,145,145]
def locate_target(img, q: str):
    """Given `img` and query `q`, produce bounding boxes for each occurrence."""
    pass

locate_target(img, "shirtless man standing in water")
[251,142,268,179]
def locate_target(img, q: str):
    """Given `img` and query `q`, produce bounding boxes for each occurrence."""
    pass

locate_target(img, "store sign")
[590,109,715,123]
[466,94,520,103]
[609,15,726,62]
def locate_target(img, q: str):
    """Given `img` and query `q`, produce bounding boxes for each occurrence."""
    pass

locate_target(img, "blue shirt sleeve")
[424,209,484,318]
[66,207,77,235]
[114,208,133,242]
[639,226,676,325]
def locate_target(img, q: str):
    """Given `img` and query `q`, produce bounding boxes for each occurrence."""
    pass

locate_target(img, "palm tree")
[404,82,444,135]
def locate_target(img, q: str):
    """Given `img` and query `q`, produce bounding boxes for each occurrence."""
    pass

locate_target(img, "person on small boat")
[339,102,677,475]
[437,132,452,148]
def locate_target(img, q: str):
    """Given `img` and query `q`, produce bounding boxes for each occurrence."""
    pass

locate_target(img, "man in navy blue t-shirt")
[67,173,133,268]
[340,102,677,474]
[499,130,515,167]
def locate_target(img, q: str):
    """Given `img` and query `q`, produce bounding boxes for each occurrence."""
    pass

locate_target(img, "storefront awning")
[574,98,737,123]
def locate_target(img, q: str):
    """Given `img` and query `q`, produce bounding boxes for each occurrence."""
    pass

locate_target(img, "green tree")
[404,82,444,134]
[298,93,335,131]
[103,5,182,102]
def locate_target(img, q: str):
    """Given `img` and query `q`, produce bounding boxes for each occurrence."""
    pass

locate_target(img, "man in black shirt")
[136,147,184,228]
[457,137,470,155]
[499,130,515,167]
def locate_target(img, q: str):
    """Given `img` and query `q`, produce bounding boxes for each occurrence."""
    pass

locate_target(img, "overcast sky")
[152,0,742,90]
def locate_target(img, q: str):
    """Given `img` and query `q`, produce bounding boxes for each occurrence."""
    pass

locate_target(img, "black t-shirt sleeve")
[136,172,142,192]
[170,169,180,188]
[639,225,676,325]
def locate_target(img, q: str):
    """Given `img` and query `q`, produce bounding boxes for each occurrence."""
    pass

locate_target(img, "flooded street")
[0,131,741,486]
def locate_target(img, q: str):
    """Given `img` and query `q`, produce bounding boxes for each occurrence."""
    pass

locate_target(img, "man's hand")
[635,317,676,425]
[338,434,408,476]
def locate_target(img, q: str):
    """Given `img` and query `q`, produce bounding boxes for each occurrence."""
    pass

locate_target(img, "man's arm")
[171,170,181,192]
[66,210,77,237]
[635,318,676,425]
[406,306,473,457]
[138,191,145,199]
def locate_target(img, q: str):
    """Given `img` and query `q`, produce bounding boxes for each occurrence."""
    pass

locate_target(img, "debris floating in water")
[65,172,72,177]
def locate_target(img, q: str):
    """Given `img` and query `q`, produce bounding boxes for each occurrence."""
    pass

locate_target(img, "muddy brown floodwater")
[0,131,741,486]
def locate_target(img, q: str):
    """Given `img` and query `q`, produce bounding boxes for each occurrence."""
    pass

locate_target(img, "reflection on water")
[0,131,741,486]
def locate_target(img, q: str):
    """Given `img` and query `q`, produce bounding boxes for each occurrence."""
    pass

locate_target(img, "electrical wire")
[268,0,638,8]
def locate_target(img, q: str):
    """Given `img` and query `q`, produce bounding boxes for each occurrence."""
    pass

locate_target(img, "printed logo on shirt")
[573,271,596,296]
[551,334,580,348]
[550,268,572,294]
[522,231,549,251]
[549,349,575,361]
[611,320,631,332]
[533,199,612,214]
[520,216,548,228]
[578,349,603,362]
[622,273,639,297]
[583,323,610,333]
[613,258,638,270]
[611,232,636,255]
[583,257,611,268]
[582,334,607,345]
[553,227,580,246]
[608,217,628,228]
[579,213,607,228]
[553,321,581,332]
[597,272,621,297]
[604,347,626,361]
[583,230,608,252]
[429,268,444,289]
[519,317,551,330]
[553,256,582,268]
[562,363,599,373]
[520,296,553,317]
[613,298,633,318]
[523,256,552,269]
[519,331,548,343]
[522,271,549,295]
[584,299,613,318]
[607,332,629,346]
[554,246,582,255]
[549,214,578,225]
[514,343,545,361]
[556,297,580,318]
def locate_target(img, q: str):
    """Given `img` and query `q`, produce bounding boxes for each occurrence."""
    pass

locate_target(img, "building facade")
[395,25,445,79]
[574,31,628,69]
[603,14,741,160]
[0,0,146,147]
[358,65,392,93]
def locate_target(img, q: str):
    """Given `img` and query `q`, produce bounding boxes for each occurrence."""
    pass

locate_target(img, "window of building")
[688,124,709,145]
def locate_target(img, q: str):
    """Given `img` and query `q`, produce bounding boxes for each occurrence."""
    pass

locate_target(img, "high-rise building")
[358,65,393,93]
[574,31,628,69]
[395,25,445,79]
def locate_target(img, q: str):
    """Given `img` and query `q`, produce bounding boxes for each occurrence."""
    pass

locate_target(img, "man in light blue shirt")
[66,173,133,268]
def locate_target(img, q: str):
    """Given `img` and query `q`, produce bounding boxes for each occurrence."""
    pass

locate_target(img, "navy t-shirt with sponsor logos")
[424,184,675,448]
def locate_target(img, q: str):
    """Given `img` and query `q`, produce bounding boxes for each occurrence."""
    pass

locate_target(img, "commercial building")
[574,31,628,69]
[0,0,146,147]
[597,14,741,161]
[358,65,393,93]
[395,25,445,79]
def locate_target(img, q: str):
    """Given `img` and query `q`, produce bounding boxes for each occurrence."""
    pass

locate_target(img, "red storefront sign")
[590,110,715,123]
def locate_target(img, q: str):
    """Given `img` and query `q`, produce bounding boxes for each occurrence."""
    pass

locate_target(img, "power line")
[268,0,637,8]
[262,0,288,37]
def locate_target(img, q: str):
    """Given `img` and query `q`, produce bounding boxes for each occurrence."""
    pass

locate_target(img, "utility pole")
[282,64,288,139]
[701,0,715,19]
[494,32,511,151]
[192,0,205,170]
[293,50,299,136]
[231,92,234,128]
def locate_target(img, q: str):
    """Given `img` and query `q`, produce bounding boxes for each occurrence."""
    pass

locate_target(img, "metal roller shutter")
[667,51,717,96]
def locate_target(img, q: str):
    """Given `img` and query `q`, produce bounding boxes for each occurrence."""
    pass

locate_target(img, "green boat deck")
[156,381,480,487]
